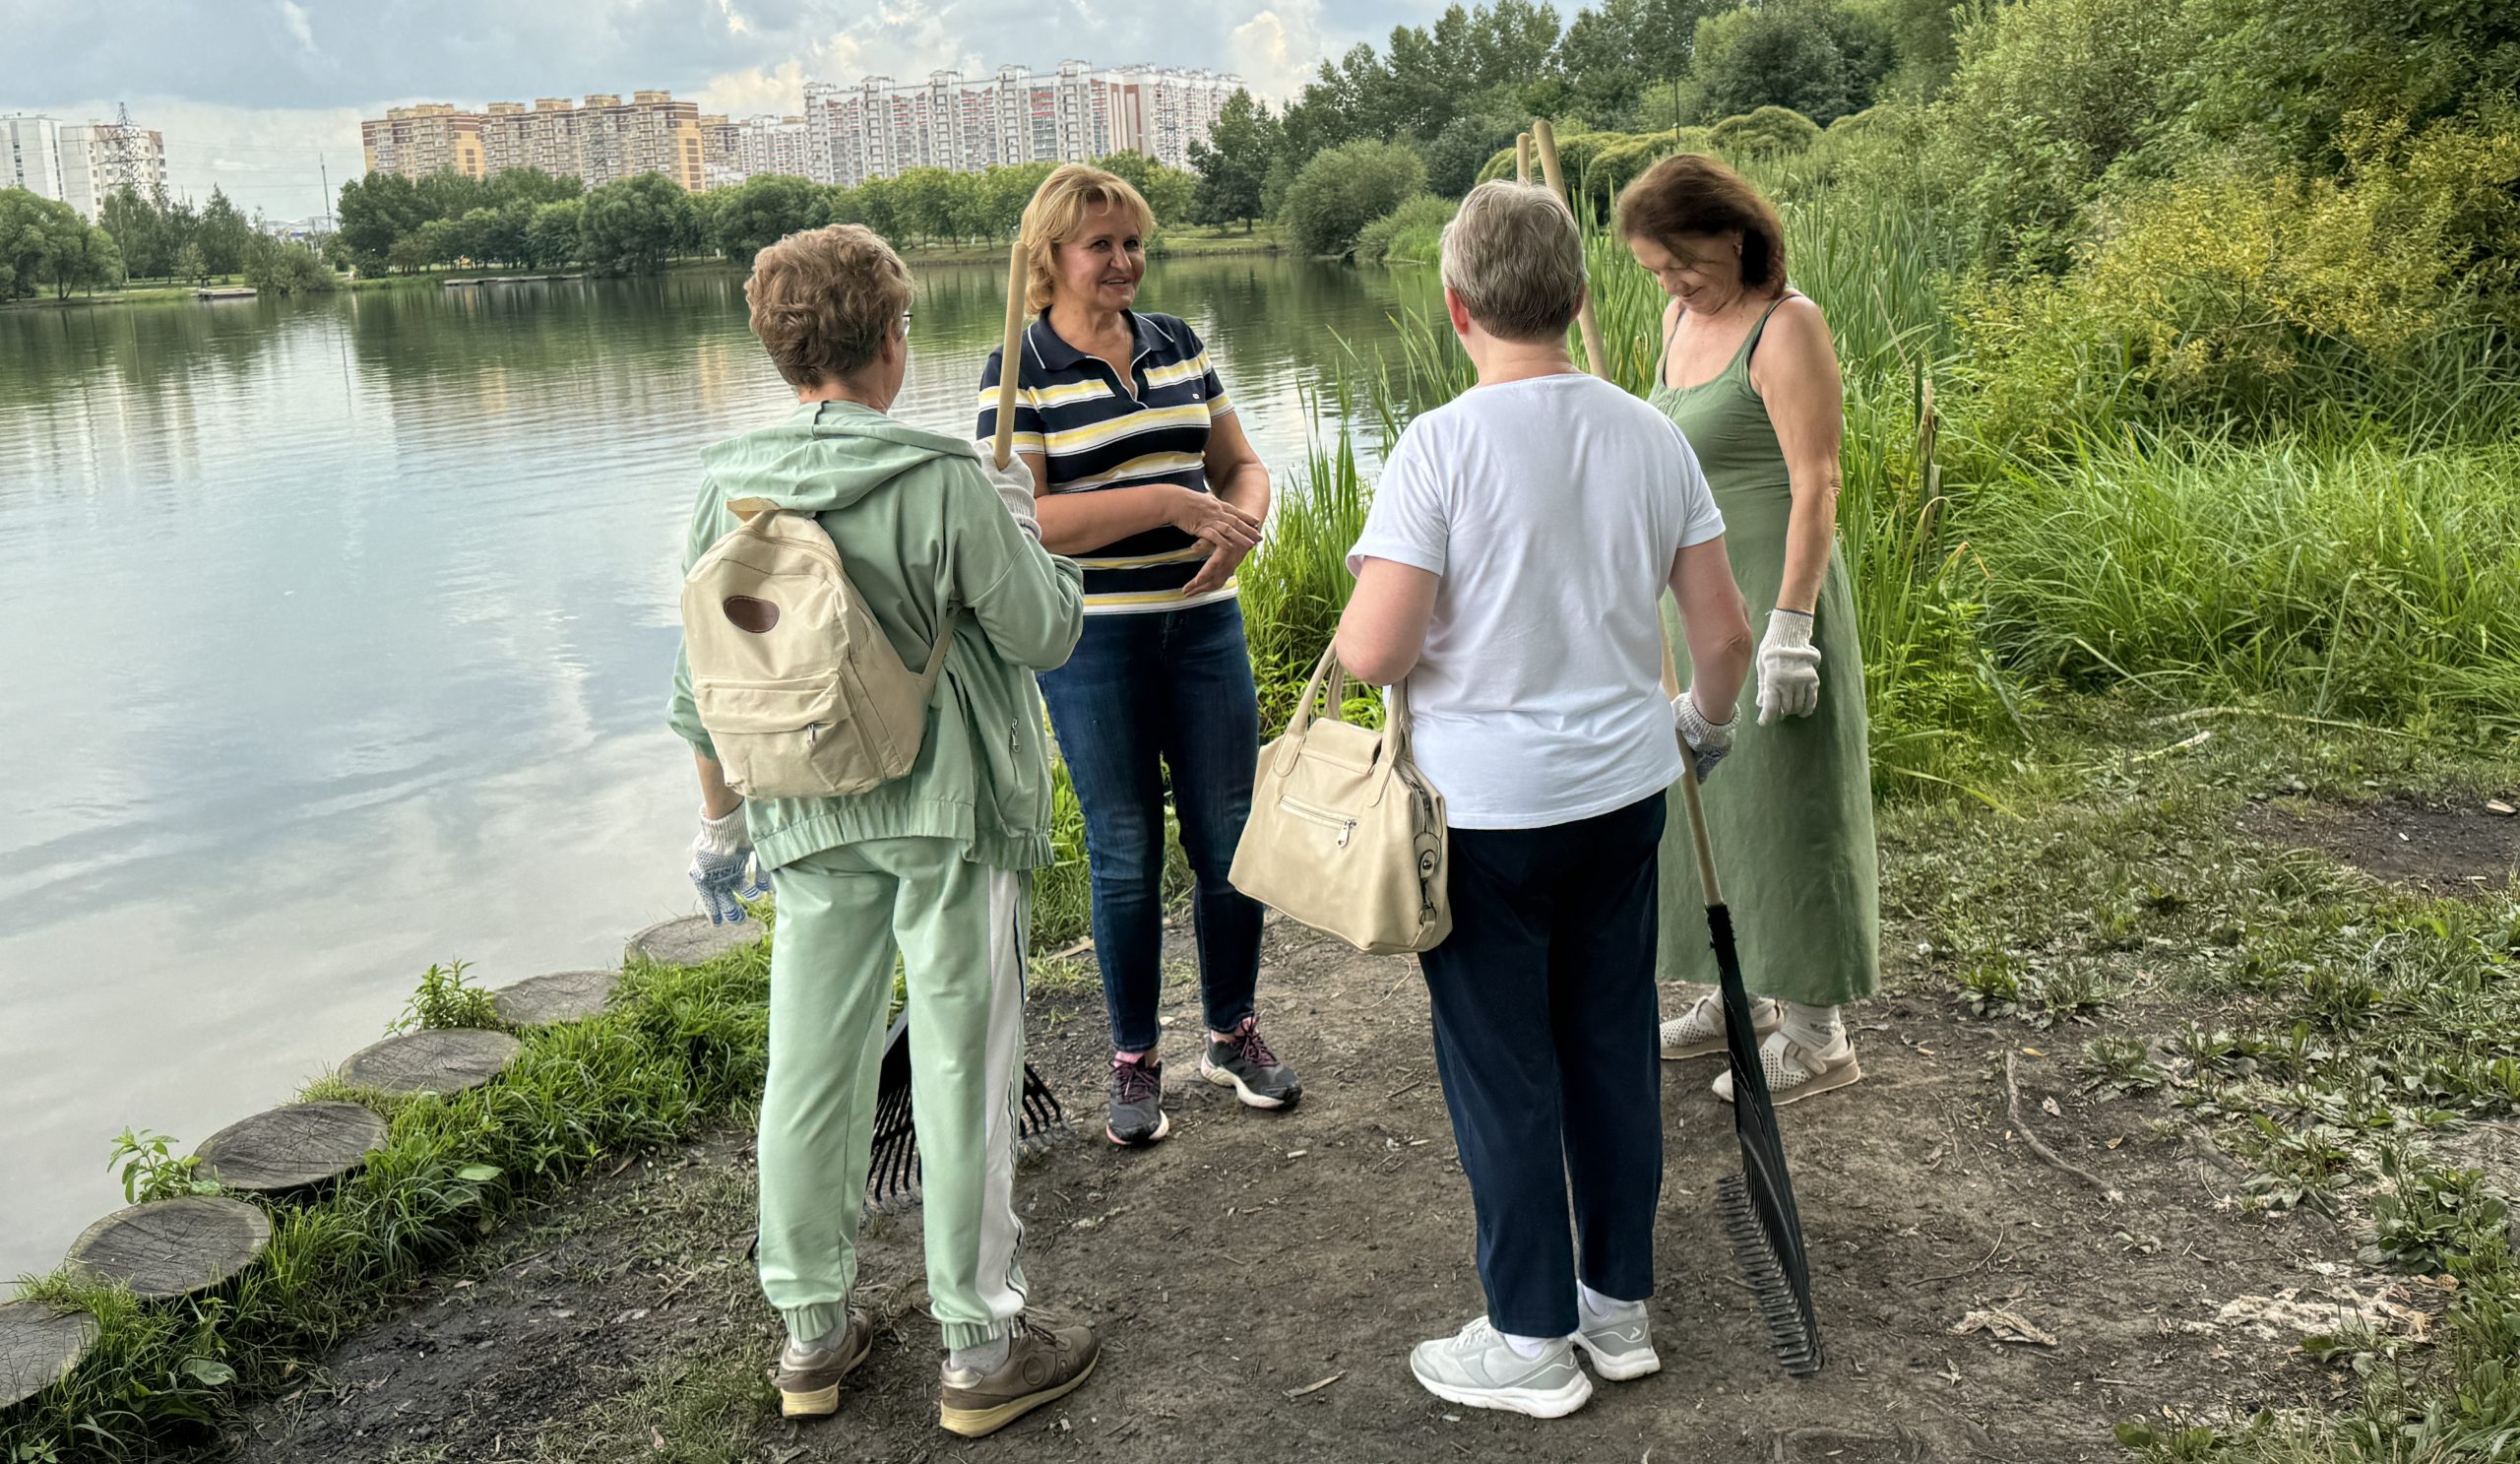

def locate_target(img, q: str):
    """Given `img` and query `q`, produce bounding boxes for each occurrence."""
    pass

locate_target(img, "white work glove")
[688,803,769,925]
[971,439,1040,541]
[1755,608,1822,726]
[1673,685,1736,782]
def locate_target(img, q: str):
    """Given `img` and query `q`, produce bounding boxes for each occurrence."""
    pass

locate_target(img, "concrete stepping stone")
[0,1301,97,1408]
[339,1027,522,1097]
[490,969,618,1027]
[63,1195,272,1300]
[194,1102,390,1193]
[627,916,765,968]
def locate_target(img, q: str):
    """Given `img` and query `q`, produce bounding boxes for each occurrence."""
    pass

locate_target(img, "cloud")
[1228,0,1328,102]
[278,0,316,54]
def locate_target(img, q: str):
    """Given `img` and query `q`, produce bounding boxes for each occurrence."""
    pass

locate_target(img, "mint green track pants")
[757,837,1031,1350]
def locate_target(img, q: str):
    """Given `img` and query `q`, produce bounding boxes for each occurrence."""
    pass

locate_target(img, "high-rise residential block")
[55,117,168,220]
[2,113,65,203]
[360,102,484,181]
[364,90,703,190]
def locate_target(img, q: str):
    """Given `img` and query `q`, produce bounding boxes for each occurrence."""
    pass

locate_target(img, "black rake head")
[1713,903,1826,1377]
[863,1015,1071,1215]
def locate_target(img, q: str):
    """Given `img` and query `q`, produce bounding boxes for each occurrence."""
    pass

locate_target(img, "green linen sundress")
[1650,293,1880,1007]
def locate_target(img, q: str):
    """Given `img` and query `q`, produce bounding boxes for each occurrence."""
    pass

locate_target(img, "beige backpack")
[1228,645,1450,955]
[681,497,951,799]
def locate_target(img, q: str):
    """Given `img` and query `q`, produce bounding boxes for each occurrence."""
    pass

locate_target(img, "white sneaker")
[1408,1317,1593,1419]
[1572,1305,1660,1381]
[1660,989,1782,1060]
[1713,1030,1864,1106]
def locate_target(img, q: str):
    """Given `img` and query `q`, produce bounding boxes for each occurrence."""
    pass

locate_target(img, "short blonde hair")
[744,223,913,388]
[1019,164,1155,312]
[1439,182,1585,345]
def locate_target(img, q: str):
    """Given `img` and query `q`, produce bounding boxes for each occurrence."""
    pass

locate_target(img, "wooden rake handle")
[991,237,1028,471]
[1531,119,1608,380]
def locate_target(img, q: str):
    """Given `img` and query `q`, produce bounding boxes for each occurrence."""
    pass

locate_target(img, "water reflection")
[0,253,1428,1286]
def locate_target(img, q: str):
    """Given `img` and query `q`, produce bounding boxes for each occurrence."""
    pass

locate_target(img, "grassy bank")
[0,948,776,1462]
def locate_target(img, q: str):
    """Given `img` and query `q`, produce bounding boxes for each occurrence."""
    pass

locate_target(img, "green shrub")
[1354,194,1457,266]
[1710,106,1823,159]
[1282,140,1426,257]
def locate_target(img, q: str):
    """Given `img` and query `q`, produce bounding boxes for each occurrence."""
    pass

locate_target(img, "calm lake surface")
[0,253,1436,1285]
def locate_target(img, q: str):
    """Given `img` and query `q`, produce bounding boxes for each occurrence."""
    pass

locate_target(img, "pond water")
[0,253,1437,1286]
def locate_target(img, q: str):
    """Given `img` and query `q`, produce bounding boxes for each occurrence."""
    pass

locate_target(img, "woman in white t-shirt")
[1335,181,1754,1419]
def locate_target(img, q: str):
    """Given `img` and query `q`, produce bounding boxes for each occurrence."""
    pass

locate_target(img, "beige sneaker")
[1713,1031,1862,1106]
[775,1309,872,1418]
[1660,989,1782,1061]
[938,1313,1099,1437]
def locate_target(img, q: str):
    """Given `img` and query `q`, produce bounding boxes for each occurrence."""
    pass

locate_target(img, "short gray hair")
[1438,182,1585,345]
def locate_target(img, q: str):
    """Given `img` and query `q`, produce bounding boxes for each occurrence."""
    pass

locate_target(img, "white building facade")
[710,61,1239,189]
[57,119,168,220]
[2,114,65,202]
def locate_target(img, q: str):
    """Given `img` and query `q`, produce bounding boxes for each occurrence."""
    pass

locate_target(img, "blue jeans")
[1039,599,1263,1055]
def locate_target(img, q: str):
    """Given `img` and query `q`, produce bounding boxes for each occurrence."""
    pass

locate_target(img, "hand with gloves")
[1755,608,1823,725]
[1672,685,1736,782]
[971,439,1041,541]
[689,802,770,925]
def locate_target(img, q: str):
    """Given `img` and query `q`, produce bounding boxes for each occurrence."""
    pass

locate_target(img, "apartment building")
[364,91,702,190]
[360,102,485,180]
[56,118,168,220]
[2,114,65,202]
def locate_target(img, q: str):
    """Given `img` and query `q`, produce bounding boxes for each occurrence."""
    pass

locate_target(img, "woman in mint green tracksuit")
[665,223,1097,1437]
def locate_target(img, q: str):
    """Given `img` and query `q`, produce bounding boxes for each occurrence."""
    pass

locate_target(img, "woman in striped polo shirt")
[978,164,1301,1147]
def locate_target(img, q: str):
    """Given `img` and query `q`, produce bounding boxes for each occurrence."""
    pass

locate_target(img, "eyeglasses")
[900,310,914,338]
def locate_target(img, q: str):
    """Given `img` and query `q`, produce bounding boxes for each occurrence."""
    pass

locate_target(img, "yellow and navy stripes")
[977,311,1237,614]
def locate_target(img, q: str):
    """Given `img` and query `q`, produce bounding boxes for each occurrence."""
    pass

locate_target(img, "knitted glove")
[972,439,1041,541]
[1755,608,1822,725]
[1673,686,1736,783]
[689,804,768,925]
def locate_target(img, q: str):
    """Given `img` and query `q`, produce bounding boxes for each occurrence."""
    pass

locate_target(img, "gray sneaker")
[1408,1317,1593,1419]
[1105,1054,1170,1147]
[938,1312,1100,1437]
[1200,1018,1302,1109]
[775,1308,872,1418]
[1573,1304,1661,1380]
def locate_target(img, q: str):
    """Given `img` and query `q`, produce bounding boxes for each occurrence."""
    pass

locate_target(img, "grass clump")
[1352,194,1457,267]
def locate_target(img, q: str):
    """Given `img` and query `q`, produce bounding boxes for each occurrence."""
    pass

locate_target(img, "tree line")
[328,151,1201,276]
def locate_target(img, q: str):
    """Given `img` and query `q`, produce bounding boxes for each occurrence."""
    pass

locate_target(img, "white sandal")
[1658,989,1781,1061]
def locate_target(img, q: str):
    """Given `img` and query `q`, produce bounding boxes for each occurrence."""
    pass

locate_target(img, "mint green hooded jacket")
[667,400,1084,872]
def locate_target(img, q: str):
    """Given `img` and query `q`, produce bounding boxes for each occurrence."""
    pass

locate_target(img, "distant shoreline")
[2,226,1290,312]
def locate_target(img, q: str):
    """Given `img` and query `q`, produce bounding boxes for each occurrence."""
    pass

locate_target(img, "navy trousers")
[1418,793,1667,1338]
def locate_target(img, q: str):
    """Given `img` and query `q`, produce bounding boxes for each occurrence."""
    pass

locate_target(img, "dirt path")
[231,918,2360,1464]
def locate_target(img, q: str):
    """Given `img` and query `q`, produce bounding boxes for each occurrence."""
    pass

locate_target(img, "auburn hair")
[1615,154,1789,295]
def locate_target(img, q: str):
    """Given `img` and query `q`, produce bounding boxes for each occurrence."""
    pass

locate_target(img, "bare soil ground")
[228,914,2389,1464]
[2245,791,2520,894]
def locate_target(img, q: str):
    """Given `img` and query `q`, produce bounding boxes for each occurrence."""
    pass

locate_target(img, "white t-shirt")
[1347,373,1726,830]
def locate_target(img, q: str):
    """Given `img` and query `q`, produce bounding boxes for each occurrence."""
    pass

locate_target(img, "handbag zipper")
[1279,795,1356,848]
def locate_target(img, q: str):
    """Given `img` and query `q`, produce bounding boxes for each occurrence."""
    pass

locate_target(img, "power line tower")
[94,101,159,198]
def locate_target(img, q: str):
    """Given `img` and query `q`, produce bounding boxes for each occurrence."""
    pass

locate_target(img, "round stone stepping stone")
[0,1302,97,1409]
[194,1101,389,1193]
[339,1027,522,1097]
[64,1195,272,1300]
[491,969,618,1027]
[627,915,765,968]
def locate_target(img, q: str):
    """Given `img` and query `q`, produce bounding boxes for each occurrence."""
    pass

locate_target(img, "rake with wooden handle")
[1538,115,1825,1377]
[864,231,1073,1213]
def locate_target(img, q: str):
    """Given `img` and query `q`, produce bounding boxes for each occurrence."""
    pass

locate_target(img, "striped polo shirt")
[976,311,1237,614]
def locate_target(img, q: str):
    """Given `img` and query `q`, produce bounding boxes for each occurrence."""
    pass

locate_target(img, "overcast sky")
[3,0,1420,221]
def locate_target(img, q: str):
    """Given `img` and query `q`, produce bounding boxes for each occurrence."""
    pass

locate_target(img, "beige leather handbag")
[1229,646,1450,955]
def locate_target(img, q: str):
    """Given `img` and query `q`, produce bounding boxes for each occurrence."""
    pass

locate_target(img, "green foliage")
[104,1128,220,1204]
[1684,0,1878,126]
[1283,140,1427,257]
[391,959,503,1034]
[98,185,195,281]
[239,234,338,296]
[526,198,583,268]
[1709,105,1821,158]
[2362,1147,2510,1273]
[578,172,700,276]
[0,188,120,300]
[193,188,252,277]
[1190,90,1279,229]
[1422,112,1526,198]
[1095,152,1196,232]
[1354,193,1459,265]
[707,172,828,265]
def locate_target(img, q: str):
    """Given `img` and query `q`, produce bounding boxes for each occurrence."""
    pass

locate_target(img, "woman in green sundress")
[1615,154,1879,1105]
